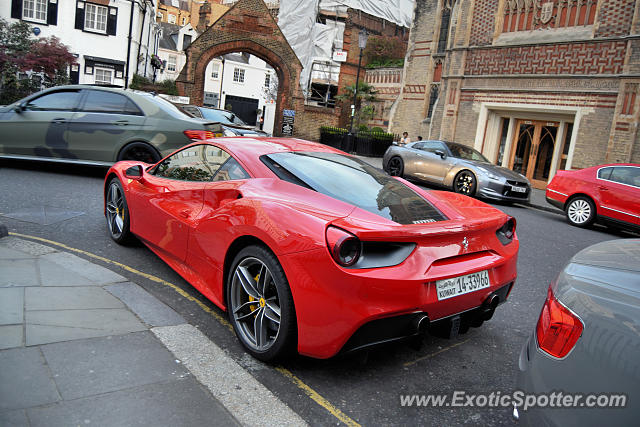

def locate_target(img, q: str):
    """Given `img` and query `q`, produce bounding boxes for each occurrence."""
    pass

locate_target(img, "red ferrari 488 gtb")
[104,138,519,361]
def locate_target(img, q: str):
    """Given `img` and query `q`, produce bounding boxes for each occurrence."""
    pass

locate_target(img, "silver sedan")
[515,239,640,425]
[382,140,531,202]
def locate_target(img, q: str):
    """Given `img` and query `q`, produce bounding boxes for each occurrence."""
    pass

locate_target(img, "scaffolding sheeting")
[319,0,414,28]
[278,0,414,94]
[278,0,320,94]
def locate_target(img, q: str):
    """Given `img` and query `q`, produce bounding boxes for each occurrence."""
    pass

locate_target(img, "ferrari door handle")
[179,209,190,218]
[52,118,67,124]
[114,120,129,126]
[598,186,609,191]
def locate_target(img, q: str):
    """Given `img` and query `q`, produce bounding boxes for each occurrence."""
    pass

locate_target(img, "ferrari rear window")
[261,152,448,225]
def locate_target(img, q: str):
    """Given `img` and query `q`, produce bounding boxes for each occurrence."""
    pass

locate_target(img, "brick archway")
[176,0,304,137]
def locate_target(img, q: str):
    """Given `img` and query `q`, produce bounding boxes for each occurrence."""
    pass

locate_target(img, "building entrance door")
[509,120,559,189]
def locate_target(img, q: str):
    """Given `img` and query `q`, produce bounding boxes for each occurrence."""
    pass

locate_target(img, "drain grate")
[2,206,85,225]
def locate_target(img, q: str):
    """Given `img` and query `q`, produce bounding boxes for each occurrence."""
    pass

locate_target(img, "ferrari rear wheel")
[227,245,296,362]
[454,170,477,196]
[118,142,160,164]
[105,178,134,245]
[388,156,404,177]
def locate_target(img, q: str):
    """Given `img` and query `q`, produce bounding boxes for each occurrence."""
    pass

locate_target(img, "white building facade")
[204,54,277,135]
[4,0,158,87]
[155,22,197,82]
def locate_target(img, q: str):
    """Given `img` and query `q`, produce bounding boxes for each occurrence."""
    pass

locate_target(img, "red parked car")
[104,137,519,361]
[546,164,640,230]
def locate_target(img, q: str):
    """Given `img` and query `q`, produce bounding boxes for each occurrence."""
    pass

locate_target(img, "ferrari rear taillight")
[326,226,361,267]
[184,130,215,141]
[496,216,516,245]
[536,286,583,359]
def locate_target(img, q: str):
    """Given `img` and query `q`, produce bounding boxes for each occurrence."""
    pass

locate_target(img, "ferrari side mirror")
[435,150,446,159]
[14,103,25,113]
[124,165,144,180]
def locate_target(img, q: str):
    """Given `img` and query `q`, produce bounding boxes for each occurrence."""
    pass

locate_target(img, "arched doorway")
[509,120,559,189]
[176,0,303,137]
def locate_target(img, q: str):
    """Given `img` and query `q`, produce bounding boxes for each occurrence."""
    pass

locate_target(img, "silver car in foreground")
[382,140,531,202]
[515,239,640,425]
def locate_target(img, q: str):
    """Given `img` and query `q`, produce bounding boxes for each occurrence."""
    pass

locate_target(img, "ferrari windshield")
[262,152,447,225]
[446,142,490,163]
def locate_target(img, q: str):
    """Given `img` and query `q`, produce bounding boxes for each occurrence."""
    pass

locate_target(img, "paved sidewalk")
[356,155,563,214]
[0,235,239,427]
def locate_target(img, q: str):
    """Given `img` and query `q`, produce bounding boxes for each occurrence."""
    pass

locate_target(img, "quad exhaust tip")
[414,314,430,334]
[486,294,499,310]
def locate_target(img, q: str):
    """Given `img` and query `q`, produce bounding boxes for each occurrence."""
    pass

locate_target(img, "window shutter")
[75,1,85,30]
[47,0,58,25]
[11,0,22,19]
[107,7,118,36]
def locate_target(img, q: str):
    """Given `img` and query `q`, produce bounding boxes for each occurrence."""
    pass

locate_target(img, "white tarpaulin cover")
[278,0,415,93]
[278,0,320,93]
[319,0,415,28]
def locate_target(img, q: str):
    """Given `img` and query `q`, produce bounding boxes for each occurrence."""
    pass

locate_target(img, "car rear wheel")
[454,170,477,196]
[227,245,296,362]
[105,178,134,245]
[388,156,404,177]
[565,196,595,227]
[118,142,160,164]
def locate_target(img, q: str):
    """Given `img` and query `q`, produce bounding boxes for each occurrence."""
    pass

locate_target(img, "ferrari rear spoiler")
[332,213,508,241]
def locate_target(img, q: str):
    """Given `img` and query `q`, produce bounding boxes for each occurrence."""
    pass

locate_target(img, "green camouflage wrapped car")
[0,85,222,165]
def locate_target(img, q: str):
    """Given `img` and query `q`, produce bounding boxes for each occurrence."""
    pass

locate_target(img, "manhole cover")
[2,206,85,225]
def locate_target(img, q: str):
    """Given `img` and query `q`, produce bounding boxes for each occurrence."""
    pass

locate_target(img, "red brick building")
[390,0,640,188]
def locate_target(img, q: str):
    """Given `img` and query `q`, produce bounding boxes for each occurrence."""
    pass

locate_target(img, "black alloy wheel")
[454,170,477,196]
[388,156,404,177]
[118,143,161,164]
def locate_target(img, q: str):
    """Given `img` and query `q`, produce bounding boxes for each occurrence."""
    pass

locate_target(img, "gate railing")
[319,126,398,157]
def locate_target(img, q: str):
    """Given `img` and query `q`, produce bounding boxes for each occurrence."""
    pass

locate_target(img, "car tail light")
[536,286,583,359]
[496,216,516,245]
[326,226,361,267]
[184,130,215,141]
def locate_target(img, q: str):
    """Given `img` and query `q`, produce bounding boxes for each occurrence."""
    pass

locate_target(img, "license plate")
[436,270,491,301]
[511,186,527,193]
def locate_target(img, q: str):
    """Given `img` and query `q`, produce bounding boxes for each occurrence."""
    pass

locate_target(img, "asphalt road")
[0,159,632,426]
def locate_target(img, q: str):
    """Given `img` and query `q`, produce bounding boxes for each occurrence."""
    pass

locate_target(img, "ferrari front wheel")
[227,245,296,362]
[105,178,134,245]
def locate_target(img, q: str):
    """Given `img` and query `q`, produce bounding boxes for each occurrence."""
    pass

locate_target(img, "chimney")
[197,0,212,33]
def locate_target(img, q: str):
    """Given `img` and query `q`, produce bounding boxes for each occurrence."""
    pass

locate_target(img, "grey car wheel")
[388,156,404,177]
[105,178,134,244]
[118,142,160,164]
[454,170,477,196]
[227,245,296,361]
[565,196,596,227]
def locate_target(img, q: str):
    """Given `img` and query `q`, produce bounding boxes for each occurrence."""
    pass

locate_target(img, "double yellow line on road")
[9,232,361,427]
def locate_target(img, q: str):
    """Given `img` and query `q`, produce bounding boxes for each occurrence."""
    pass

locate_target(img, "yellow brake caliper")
[249,273,260,315]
